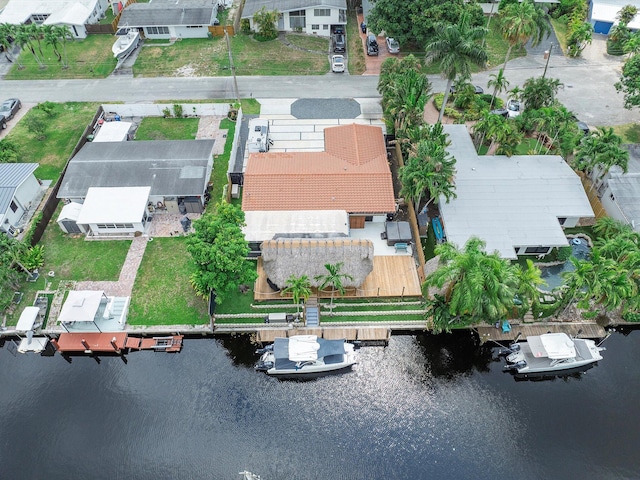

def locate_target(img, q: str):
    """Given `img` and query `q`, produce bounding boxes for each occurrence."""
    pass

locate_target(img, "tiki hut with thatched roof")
[261,238,374,289]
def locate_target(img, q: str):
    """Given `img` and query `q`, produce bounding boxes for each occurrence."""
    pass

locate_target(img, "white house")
[438,125,595,259]
[597,147,640,231]
[242,0,347,37]
[0,0,109,38]
[0,164,41,237]
[590,0,640,34]
[118,0,218,40]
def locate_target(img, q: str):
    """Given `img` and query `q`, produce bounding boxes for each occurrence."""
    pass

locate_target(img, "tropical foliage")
[252,7,279,40]
[615,55,640,110]
[282,275,312,315]
[2,22,73,68]
[424,237,524,326]
[186,202,257,303]
[315,262,354,310]
[367,0,484,48]
[425,14,488,122]
[572,127,629,184]
[520,76,562,110]
[499,0,550,68]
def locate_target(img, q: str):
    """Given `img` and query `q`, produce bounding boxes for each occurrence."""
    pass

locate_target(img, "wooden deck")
[476,322,607,344]
[255,327,390,343]
[53,333,184,354]
[254,255,422,301]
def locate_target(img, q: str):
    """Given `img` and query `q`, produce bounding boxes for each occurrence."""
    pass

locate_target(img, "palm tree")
[521,76,562,110]
[55,25,73,69]
[567,21,593,58]
[5,239,31,275]
[425,237,520,325]
[314,262,354,311]
[0,24,15,61]
[42,24,62,62]
[499,0,550,70]
[399,139,457,213]
[383,68,432,139]
[281,275,312,316]
[487,68,510,109]
[517,259,546,315]
[425,14,488,122]
[573,127,629,189]
[593,216,633,240]
[24,23,46,69]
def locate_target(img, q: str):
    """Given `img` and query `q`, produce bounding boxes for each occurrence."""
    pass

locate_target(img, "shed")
[57,202,84,234]
[93,121,132,142]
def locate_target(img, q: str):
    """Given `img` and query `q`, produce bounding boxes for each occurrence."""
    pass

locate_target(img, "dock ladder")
[305,297,320,327]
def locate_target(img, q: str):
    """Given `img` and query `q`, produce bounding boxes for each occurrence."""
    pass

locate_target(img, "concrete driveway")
[0,102,35,139]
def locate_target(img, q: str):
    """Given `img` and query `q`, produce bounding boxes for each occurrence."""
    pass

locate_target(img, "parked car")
[490,108,509,118]
[506,99,522,118]
[449,85,484,94]
[331,54,345,73]
[386,37,400,54]
[366,34,378,56]
[0,98,21,126]
[570,114,590,135]
[333,33,346,53]
[332,25,345,35]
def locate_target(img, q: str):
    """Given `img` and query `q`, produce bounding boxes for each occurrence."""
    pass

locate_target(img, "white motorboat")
[255,335,358,376]
[112,29,140,59]
[503,332,605,374]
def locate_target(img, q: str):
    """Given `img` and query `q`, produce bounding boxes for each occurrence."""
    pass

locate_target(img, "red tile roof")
[242,124,395,213]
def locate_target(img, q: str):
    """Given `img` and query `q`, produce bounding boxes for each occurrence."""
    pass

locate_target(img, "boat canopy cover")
[528,333,576,359]
[16,306,40,332]
[273,335,346,363]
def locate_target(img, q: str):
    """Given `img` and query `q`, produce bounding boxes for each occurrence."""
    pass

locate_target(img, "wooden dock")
[255,326,390,344]
[51,333,184,354]
[475,322,607,344]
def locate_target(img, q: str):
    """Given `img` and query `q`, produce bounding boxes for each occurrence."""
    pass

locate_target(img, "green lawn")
[209,117,236,202]
[611,123,640,144]
[135,117,200,140]
[41,218,131,281]
[134,35,329,77]
[550,18,569,54]
[128,237,209,325]
[6,102,100,182]
[5,35,117,79]
[285,33,330,52]
[347,10,366,75]
[4,275,48,327]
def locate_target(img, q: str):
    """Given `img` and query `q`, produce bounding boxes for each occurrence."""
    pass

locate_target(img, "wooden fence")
[208,25,235,37]
[579,174,607,219]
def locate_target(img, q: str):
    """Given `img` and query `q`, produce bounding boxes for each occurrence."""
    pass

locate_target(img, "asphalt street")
[0,36,637,126]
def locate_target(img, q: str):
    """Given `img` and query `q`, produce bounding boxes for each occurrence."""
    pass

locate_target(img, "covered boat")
[112,29,140,59]
[503,332,605,374]
[255,335,357,376]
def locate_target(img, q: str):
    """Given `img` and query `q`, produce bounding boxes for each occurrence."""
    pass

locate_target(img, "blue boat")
[432,216,445,243]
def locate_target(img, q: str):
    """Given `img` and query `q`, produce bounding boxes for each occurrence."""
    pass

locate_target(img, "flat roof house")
[590,0,640,34]
[598,146,640,231]
[438,125,594,259]
[241,0,347,37]
[118,0,218,40]
[0,0,109,38]
[57,139,215,215]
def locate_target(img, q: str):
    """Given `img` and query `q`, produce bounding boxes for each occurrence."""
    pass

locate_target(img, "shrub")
[0,138,20,163]
[37,101,57,117]
[172,104,184,118]
[22,245,45,271]
[24,112,48,141]
[162,107,172,117]
[557,245,573,261]
[240,19,251,34]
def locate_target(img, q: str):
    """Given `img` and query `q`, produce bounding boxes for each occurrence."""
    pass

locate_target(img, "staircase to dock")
[305,297,319,327]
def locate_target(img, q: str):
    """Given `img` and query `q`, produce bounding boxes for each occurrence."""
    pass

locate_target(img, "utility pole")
[224,27,240,103]
[542,43,553,79]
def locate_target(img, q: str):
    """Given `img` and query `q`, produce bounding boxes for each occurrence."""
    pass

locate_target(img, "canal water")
[1,329,639,480]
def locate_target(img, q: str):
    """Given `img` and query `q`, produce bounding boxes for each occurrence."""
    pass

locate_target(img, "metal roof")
[242,0,346,18]
[0,163,39,215]
[606,149,640,231]
[76,187,151,225]
[119,1,216,27]
[0,0,100,24]
[57,140,214,199]
[439,125,594,259]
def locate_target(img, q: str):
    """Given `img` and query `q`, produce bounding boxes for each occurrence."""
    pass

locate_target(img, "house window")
[30,14,50,24]
[610,193,615,201]
[186,26,202,29]
[339,9,346,22]
[311,24,319,30]
[314,9,330,16]
[9,200,18,213]
[558,217,566,226]
[147,26,170,35]
[289,10,306,29]
[524,246,550,254]
[323,24,329,30]
[96,223,134,229]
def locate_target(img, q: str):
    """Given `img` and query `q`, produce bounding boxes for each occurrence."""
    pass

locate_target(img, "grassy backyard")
[41,218,131,281]
[284,33,329,52]
[128,237,208,325]
[611,123,640,144]
[6,102,99,182]
[135,117,200,140]
[5,35,117,79]
[347,10,366,75]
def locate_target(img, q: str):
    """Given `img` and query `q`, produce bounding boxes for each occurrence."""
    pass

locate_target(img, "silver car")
[386,37,400,54]
[331,55,345,73]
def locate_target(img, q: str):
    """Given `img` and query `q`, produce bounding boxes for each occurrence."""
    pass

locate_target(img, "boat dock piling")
[51,332,184,354]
